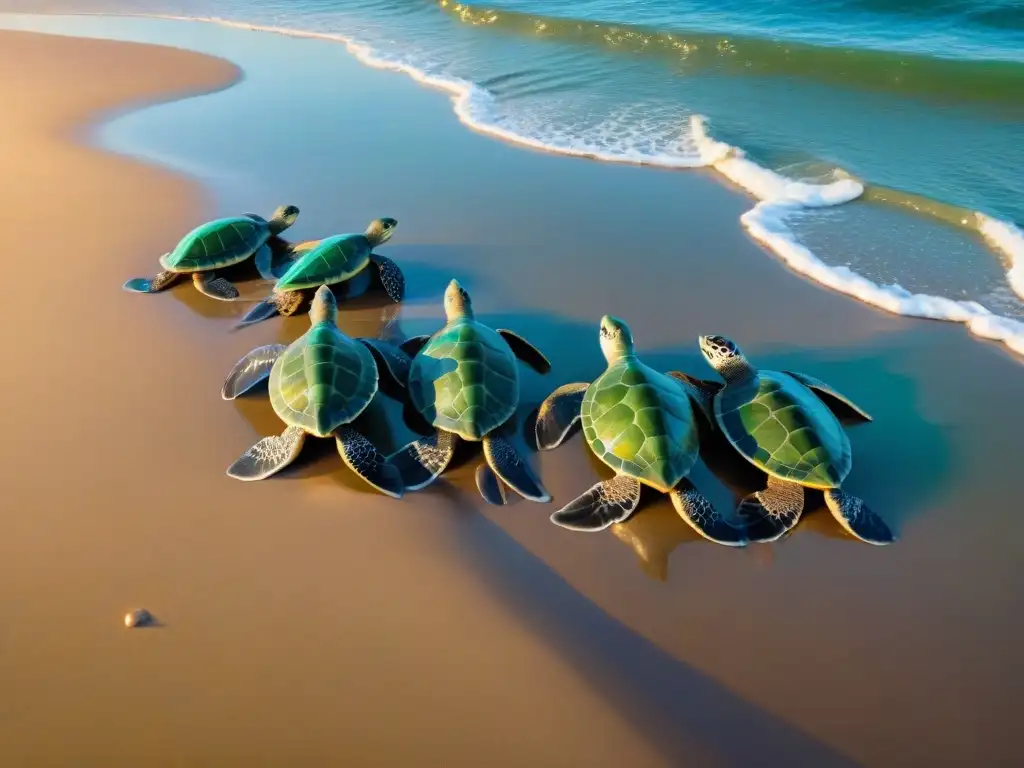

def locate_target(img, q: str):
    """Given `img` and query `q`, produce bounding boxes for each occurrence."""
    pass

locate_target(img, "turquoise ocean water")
[8,0,1024,353]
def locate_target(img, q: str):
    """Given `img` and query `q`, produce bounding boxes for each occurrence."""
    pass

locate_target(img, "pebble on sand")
[124,608,154,628]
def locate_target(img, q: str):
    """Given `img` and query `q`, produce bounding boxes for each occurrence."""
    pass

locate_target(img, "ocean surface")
[9,0,1024,354]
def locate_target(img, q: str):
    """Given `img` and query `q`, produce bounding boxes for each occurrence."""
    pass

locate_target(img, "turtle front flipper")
[736,475,804,543]
[783,370,872,423]
[399,335,431,358]
[670,478,747,547]
[369,253,405,303]
[253,243,276,281]
[227,425,306,481]
[335,425,404,499]
[497,330,551,374]
[667,371,721,428]
[388,430,458,491]
[550,475,641,531]
[221,343,287,400]
[482,432,550,503]
[235,291,304,329]
[193,272,240,301]
[535,382,589,450]
[358,338,411,390]
[824,489,894,545]
[123,268,181,293]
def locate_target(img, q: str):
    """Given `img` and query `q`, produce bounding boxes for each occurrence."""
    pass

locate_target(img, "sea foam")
[150,14,1024,358]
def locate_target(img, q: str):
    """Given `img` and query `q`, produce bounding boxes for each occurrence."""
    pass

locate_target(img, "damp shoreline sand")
[1,20,1022,766]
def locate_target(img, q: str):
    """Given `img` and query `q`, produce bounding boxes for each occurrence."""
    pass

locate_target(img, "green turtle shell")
[581,358,700,493]
[407,319,518,441]
[274,233,372,293]
[268,322,378,438]
[159,215,270,273]
[714,370,851,489]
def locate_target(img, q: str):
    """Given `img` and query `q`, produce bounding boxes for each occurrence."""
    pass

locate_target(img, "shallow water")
[5,0,1024,358]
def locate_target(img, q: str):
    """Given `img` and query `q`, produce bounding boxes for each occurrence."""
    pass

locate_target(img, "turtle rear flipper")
[737,475,804,543]
[551,475,641,531]
[227,425,306,481]
[123,268,180,294]
[221,344,287,400]
[193,272,240,301]
[475,463,508,505]
[497,329,551,374]
[235,291,303,330]
[824,489,894,545]
[535,382,589,450]
[336,426,403,498]
[388,430,458,491]
[783,370,872,423]
[482,432,550,503]
[670,478,746,547]
[370,254,405,303]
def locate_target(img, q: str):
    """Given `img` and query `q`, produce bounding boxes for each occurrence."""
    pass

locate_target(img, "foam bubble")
[977,213,1024,301]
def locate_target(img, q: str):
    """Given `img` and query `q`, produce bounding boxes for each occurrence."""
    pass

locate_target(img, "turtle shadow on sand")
[427,488,859,766]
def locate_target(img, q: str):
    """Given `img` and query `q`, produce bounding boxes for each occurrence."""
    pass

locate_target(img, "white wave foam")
[977,213,1024,301]
[691,115,1024,356]
[125,15,1024,359]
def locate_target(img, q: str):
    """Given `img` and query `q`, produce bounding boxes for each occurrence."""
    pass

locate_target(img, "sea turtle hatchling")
[388,279,552,505]
[221,285,411,497]
[534,316,746,545]
[697,334,893,545]
[123,205,299,300]
[236,217,404,328]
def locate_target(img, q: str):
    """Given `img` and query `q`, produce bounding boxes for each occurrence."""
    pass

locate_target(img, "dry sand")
[1,22,1023,767]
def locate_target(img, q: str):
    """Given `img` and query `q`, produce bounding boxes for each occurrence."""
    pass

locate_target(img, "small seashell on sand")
[124,608,154,628]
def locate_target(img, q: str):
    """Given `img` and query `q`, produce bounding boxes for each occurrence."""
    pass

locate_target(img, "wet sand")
[1,18,1023,767]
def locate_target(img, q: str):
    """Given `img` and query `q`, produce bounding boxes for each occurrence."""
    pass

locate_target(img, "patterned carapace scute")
[161,216,268,272]
[407,319,519,441]
[714,371,851,488]
[275,233,371,292]
[268,324,378,438]
[581,358,699,493]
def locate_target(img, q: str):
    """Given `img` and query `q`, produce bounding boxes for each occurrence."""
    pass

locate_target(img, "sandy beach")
[1,16,1023,767]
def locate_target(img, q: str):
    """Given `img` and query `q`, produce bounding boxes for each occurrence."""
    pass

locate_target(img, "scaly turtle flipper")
[736,474,804,543]
[335,425,404,498]
[358,338,411,389]
[193,271,240,301]
[824,489,894,545]
[123,265,181,293]
[475,463,507,505]
[399,335,431,358]
[221,343,287,400]
[535,382,589,450]
[227,425,306,481]
[388,430,458,491]
[550,475,641,532]
[497,329,551,374]
[670,478,747,547]
[666,370,721,429]
[783,370,872,423]
[482,431,550,503]
[370,253,405,303]
[235,290,304,329]
[253,243,275,281]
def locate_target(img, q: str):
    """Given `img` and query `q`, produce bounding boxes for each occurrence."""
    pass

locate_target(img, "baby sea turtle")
[535,316,745,545]
[697,335,893,545]
[236,217,404,328]
[221,285,410,497]
[123,205,299,300]
[389,279,551,505]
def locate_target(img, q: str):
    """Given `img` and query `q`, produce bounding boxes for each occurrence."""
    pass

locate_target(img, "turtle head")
[268,204,300,234]
[309,285,338,326]
[444,279,473,321]
[365,217,398,247]
[699,335,749,379]
[599,315,635,363]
